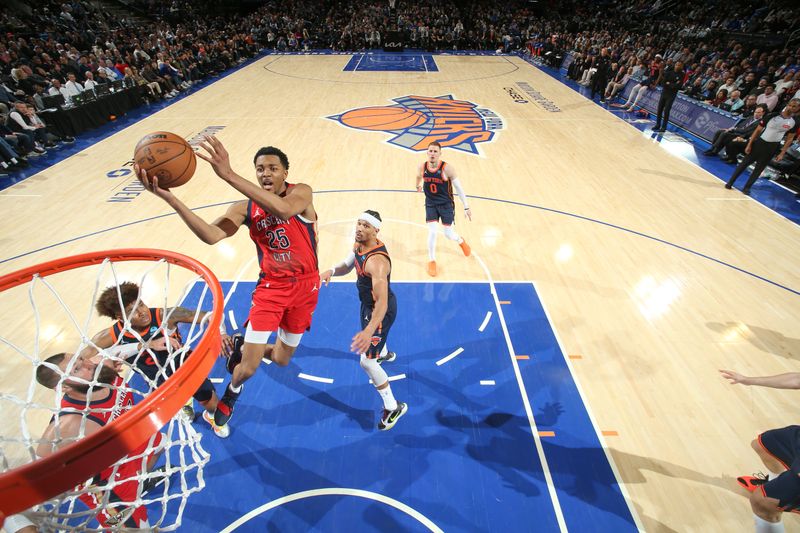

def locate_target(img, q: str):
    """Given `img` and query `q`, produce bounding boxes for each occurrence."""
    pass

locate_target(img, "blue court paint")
[520,55,800,225]
[145,281,634,532]
[495,283,637,531]
[344,53,439,72]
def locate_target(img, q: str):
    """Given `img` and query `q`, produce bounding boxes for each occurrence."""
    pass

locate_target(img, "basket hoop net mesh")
[0,249,223,531]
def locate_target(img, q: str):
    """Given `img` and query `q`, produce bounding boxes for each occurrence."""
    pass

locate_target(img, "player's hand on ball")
[136,164,174,200]
[351,330,372,354]
[196,135,234,180]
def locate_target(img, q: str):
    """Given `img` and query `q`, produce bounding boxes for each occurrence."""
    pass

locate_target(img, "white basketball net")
[0,256,217,531]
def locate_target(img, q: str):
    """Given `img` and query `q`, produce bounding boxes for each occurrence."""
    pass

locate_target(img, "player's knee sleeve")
[193,379,214,403]
[277,328,303,348]
[427,221,438,236]
[443,225,460,241]
[360,354,388,386]
[244,323,273,344]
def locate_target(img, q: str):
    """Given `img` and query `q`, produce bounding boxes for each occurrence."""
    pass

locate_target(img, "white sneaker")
[202,410,230,438]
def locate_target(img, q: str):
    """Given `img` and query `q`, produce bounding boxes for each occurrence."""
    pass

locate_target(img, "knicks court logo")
[328,95,503,155]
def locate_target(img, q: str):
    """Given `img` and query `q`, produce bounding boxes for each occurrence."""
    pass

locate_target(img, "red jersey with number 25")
[245,183,318,280]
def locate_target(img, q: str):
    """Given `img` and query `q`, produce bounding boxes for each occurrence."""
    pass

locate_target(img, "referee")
[725,98,799,195]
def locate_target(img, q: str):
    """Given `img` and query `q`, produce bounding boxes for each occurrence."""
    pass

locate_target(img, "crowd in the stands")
[0,0,798,176]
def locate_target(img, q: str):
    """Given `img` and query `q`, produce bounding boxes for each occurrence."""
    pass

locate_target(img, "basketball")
[133,131,196,188]
[339,106,427,131]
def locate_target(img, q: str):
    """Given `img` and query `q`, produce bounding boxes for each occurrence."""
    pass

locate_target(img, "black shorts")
[759,426,800,512]
[360,293,397,358]
[426,203,455,225]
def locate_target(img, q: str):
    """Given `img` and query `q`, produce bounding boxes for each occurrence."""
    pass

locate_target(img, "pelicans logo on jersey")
[328,95,503,155]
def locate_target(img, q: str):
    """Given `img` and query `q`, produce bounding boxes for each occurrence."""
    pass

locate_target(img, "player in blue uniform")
[320,211,407,431]
[88,282,233,438]
[720,368,800,533]
[415,140,472,277]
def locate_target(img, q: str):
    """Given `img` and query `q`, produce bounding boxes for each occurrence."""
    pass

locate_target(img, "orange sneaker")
[737,473,768,493]
[459,240,471,257]
[427,261,437,277]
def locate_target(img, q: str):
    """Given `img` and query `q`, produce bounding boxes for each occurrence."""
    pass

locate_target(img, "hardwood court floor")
[1,53,799,532]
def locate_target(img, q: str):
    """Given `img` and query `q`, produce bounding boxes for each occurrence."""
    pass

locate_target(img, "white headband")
[358,212,382,230]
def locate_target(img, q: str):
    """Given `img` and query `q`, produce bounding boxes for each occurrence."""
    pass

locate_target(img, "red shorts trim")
[249,277,320,334]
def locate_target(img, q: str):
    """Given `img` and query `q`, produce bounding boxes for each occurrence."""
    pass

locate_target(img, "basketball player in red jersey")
[415,141,472,277]
[137,135,319,427]
[320,211,408,430]
[35,351,164,529]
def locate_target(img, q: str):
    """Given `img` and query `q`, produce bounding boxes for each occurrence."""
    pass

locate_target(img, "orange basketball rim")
[0,249,223,522]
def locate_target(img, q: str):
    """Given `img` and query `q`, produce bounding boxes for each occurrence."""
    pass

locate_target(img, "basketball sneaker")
[226,334,244,374]
[459,240,471,257]
[378,402,408,431]
[214,384,242,426]
[737,473,769,492]
[377,351,396,365]
[427,261,437,277]
[202,409,230,438]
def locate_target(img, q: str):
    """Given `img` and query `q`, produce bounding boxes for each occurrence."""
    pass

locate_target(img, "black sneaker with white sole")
[378,402,408,431]
[226,333,244,374]
[376,351,396,365]
[214,383,242,426]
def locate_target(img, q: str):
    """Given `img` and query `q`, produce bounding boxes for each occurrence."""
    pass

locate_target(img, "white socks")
[229,383,242,393]
[442,225,462,243]
[427,222,438,261]
[377,384,398,411]
[360,354,397,410]
[754,515,784,532]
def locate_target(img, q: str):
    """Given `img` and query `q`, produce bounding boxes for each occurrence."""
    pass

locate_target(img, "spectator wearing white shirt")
[756,85,779,111]
[775,71,796,96]
[83,71,99,93]
[719,77,738,96]
[62,73,83,103]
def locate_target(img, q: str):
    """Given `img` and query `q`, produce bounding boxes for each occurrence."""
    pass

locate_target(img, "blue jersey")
[422,161,454,207]
[354,240,394,308]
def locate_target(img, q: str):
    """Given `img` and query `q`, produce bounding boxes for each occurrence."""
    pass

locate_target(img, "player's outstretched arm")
[138,164,246,244]
[321,251,357,286]
[351,256,390,353]
[165,307,233,355]
[197,135,312,220]
[445,163,472,221]
[719,369,800,389]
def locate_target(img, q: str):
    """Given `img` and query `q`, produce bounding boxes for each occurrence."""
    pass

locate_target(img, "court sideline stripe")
[532,281,645,531]
[1,190,796,297]
[474,253,567,531]
[518,55,800,227]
